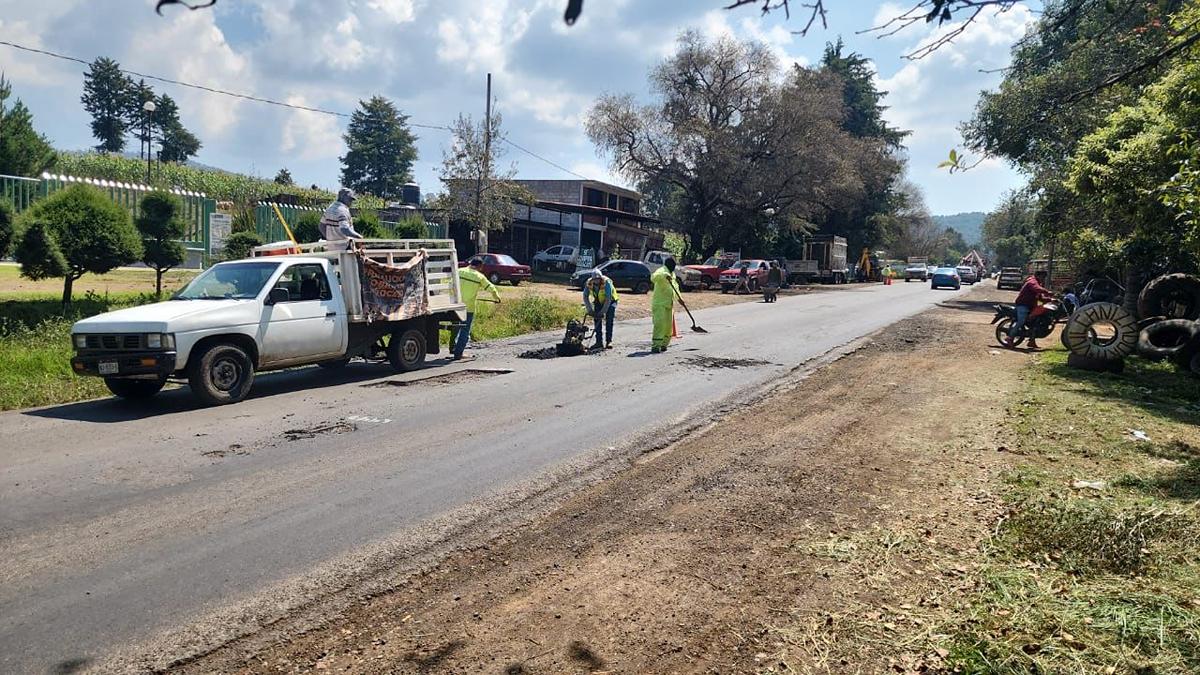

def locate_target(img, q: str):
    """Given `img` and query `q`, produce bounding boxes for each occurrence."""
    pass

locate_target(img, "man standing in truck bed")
[319,188,364,251]
[452,257,501,360]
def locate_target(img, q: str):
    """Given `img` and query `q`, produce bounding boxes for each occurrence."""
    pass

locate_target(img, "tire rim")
[402,337,420,363]
[211,357,241,392]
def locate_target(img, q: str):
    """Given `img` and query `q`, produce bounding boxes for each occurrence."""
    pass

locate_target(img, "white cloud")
[280,95,343,161]
[367,0,417,24]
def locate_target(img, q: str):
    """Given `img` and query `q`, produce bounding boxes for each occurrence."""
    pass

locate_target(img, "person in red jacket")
[1009,270,1054,348]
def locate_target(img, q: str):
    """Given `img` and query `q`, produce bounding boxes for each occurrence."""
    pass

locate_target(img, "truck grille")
[83,334,143,351]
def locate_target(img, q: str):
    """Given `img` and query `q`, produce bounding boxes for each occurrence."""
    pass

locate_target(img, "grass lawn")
[943,349,1200,674]
[0,262,197,297]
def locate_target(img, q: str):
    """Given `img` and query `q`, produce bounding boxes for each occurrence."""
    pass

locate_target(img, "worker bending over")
[452,257,501,360]
[650,258,680,353]
[584,270,618,350]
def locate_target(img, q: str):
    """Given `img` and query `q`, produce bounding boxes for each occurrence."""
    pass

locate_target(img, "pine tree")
[339,96,417,199]
[0,75,56,176]
[153,94,201,163]
[81,57,133,153]
[126,79,156,157]
[819,39,908,148]
[274,168,294,186]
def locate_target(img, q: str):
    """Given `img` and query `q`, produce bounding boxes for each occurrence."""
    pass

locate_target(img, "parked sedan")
[568,260,653,294]
[930,267,961,290]
[955,266,979,285]
[459,254,531,285]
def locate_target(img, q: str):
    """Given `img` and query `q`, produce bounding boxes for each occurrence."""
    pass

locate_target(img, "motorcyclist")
[320,188,364,251]
[1009,270,1054,349]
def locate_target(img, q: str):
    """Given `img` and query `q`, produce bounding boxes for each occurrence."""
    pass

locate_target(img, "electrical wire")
[0,38,594,180]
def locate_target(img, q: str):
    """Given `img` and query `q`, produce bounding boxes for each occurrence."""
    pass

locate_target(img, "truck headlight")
[145,333,175,349]
[73,334,87,349]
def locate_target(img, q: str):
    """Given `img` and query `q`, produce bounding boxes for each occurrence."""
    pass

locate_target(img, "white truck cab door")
[259,262,346,364]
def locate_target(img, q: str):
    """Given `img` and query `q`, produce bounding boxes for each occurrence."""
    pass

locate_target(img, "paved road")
[0,280,966,673]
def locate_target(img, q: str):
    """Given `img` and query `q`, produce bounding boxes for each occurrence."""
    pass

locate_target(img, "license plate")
[98,361,119,375]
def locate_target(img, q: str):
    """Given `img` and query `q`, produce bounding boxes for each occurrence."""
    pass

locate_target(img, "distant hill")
[933,212,986,247]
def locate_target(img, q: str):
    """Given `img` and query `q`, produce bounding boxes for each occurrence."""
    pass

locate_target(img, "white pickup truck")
[70,239,466,405]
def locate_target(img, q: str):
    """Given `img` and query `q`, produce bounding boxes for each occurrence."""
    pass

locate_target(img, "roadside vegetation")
[939,351,1200,674]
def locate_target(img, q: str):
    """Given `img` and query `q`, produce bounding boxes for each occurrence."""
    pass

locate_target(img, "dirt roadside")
[179,285,1035,674]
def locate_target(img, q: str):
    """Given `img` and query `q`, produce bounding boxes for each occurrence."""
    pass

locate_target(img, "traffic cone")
[672,314,680,338]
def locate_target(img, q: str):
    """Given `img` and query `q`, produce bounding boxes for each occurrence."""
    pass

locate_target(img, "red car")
[719,260,771,293]
[459,254,532,285]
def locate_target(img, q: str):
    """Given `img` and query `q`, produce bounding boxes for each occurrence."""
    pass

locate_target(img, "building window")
[607,193,617,209]
[584,188,605,207]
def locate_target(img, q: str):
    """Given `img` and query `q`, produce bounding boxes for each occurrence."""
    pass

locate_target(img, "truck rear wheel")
[387,328,427,372]
[105,377,166,400]
[188,342,255,405]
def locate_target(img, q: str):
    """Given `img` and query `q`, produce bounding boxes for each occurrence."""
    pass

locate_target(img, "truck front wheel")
[105,377,166,400]
[387,328,427,372]
[188,343,255,405]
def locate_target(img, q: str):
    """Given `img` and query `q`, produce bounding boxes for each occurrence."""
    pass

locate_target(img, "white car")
[531,245,577,271]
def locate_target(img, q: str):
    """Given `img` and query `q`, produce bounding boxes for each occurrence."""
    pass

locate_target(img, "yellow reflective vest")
[458,267,500,312]
[651,266,679,309]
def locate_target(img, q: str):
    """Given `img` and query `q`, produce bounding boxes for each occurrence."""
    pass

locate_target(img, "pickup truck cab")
[685,255,737,289]
[71,239,465,405]
[719,260,771,293]
[642,250,703,290]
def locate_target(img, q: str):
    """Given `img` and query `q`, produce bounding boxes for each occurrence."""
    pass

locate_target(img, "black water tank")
[401,183,420,205]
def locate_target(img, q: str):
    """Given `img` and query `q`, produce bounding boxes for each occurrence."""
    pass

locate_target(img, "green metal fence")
[3,173,217,255]
[254,202,322,243]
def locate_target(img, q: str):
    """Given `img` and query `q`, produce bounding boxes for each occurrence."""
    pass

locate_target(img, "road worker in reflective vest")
[452,258,501,360]
[650,257,679,353]
[584,270,619,350]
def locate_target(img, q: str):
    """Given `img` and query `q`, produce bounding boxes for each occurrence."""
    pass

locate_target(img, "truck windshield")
[174,262,281,300]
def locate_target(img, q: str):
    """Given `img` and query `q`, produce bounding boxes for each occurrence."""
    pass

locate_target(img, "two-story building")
[452,179,664,264]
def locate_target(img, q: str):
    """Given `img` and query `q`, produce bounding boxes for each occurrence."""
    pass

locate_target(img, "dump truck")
[786,235,850,284]
[69,239,465,405]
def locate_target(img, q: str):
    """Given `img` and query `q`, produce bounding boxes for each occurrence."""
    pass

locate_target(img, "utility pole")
[474,73,492,255]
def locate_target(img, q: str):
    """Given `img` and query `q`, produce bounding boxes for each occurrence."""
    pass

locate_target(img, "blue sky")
[0,0,1035,215]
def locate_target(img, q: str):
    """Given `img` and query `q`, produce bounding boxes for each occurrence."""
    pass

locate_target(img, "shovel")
[672,285,708,333]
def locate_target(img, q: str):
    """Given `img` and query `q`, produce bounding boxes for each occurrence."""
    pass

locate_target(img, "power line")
[0,38,592,180]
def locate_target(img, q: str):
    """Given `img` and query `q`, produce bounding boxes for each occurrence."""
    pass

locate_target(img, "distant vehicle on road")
[720,259,771,293]
[70,240,466,405]
[685,254,738,289]
[532,245,578,272]
[459,253,531,286]
[568,259,653,293]
[930,267,961,290]
[643,250,703,290]
[905,257,930,282]
[788,234,849,284]
[997,266,1024,290]
[956,266,979,285]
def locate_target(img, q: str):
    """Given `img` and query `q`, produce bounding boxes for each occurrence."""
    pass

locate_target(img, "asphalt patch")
[681,356,774,370]
[202,443,250,458]
[283,421,356,441]
[363,369,513,387]
[518,347,607,359]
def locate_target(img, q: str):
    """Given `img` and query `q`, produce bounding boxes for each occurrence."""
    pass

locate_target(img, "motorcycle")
[992,297,1071,348]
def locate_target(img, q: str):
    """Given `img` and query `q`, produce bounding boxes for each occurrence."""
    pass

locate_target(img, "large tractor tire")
[1137,273,1200,321]
[1062,302,1138,362]
[1136,319,1199,362]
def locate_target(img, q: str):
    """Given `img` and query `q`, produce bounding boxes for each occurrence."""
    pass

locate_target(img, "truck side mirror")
[265,287,290,305]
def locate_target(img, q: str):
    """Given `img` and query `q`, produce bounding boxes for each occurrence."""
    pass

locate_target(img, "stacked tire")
[1061,302,1139,370]
[1132,274,1200,376]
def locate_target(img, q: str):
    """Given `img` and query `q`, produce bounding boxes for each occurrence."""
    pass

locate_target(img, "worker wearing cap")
[583,269,618,350]
[650,257,679,353]
[320,188,364,251]
[452,257,501,360]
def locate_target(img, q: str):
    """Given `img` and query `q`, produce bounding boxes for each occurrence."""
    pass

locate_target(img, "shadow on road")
[939,298,1005,314]
[22,360,437,424]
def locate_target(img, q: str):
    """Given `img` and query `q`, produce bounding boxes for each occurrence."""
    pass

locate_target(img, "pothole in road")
[681,356,774,370]
[283,421,357,441]
[363,368,513,388]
